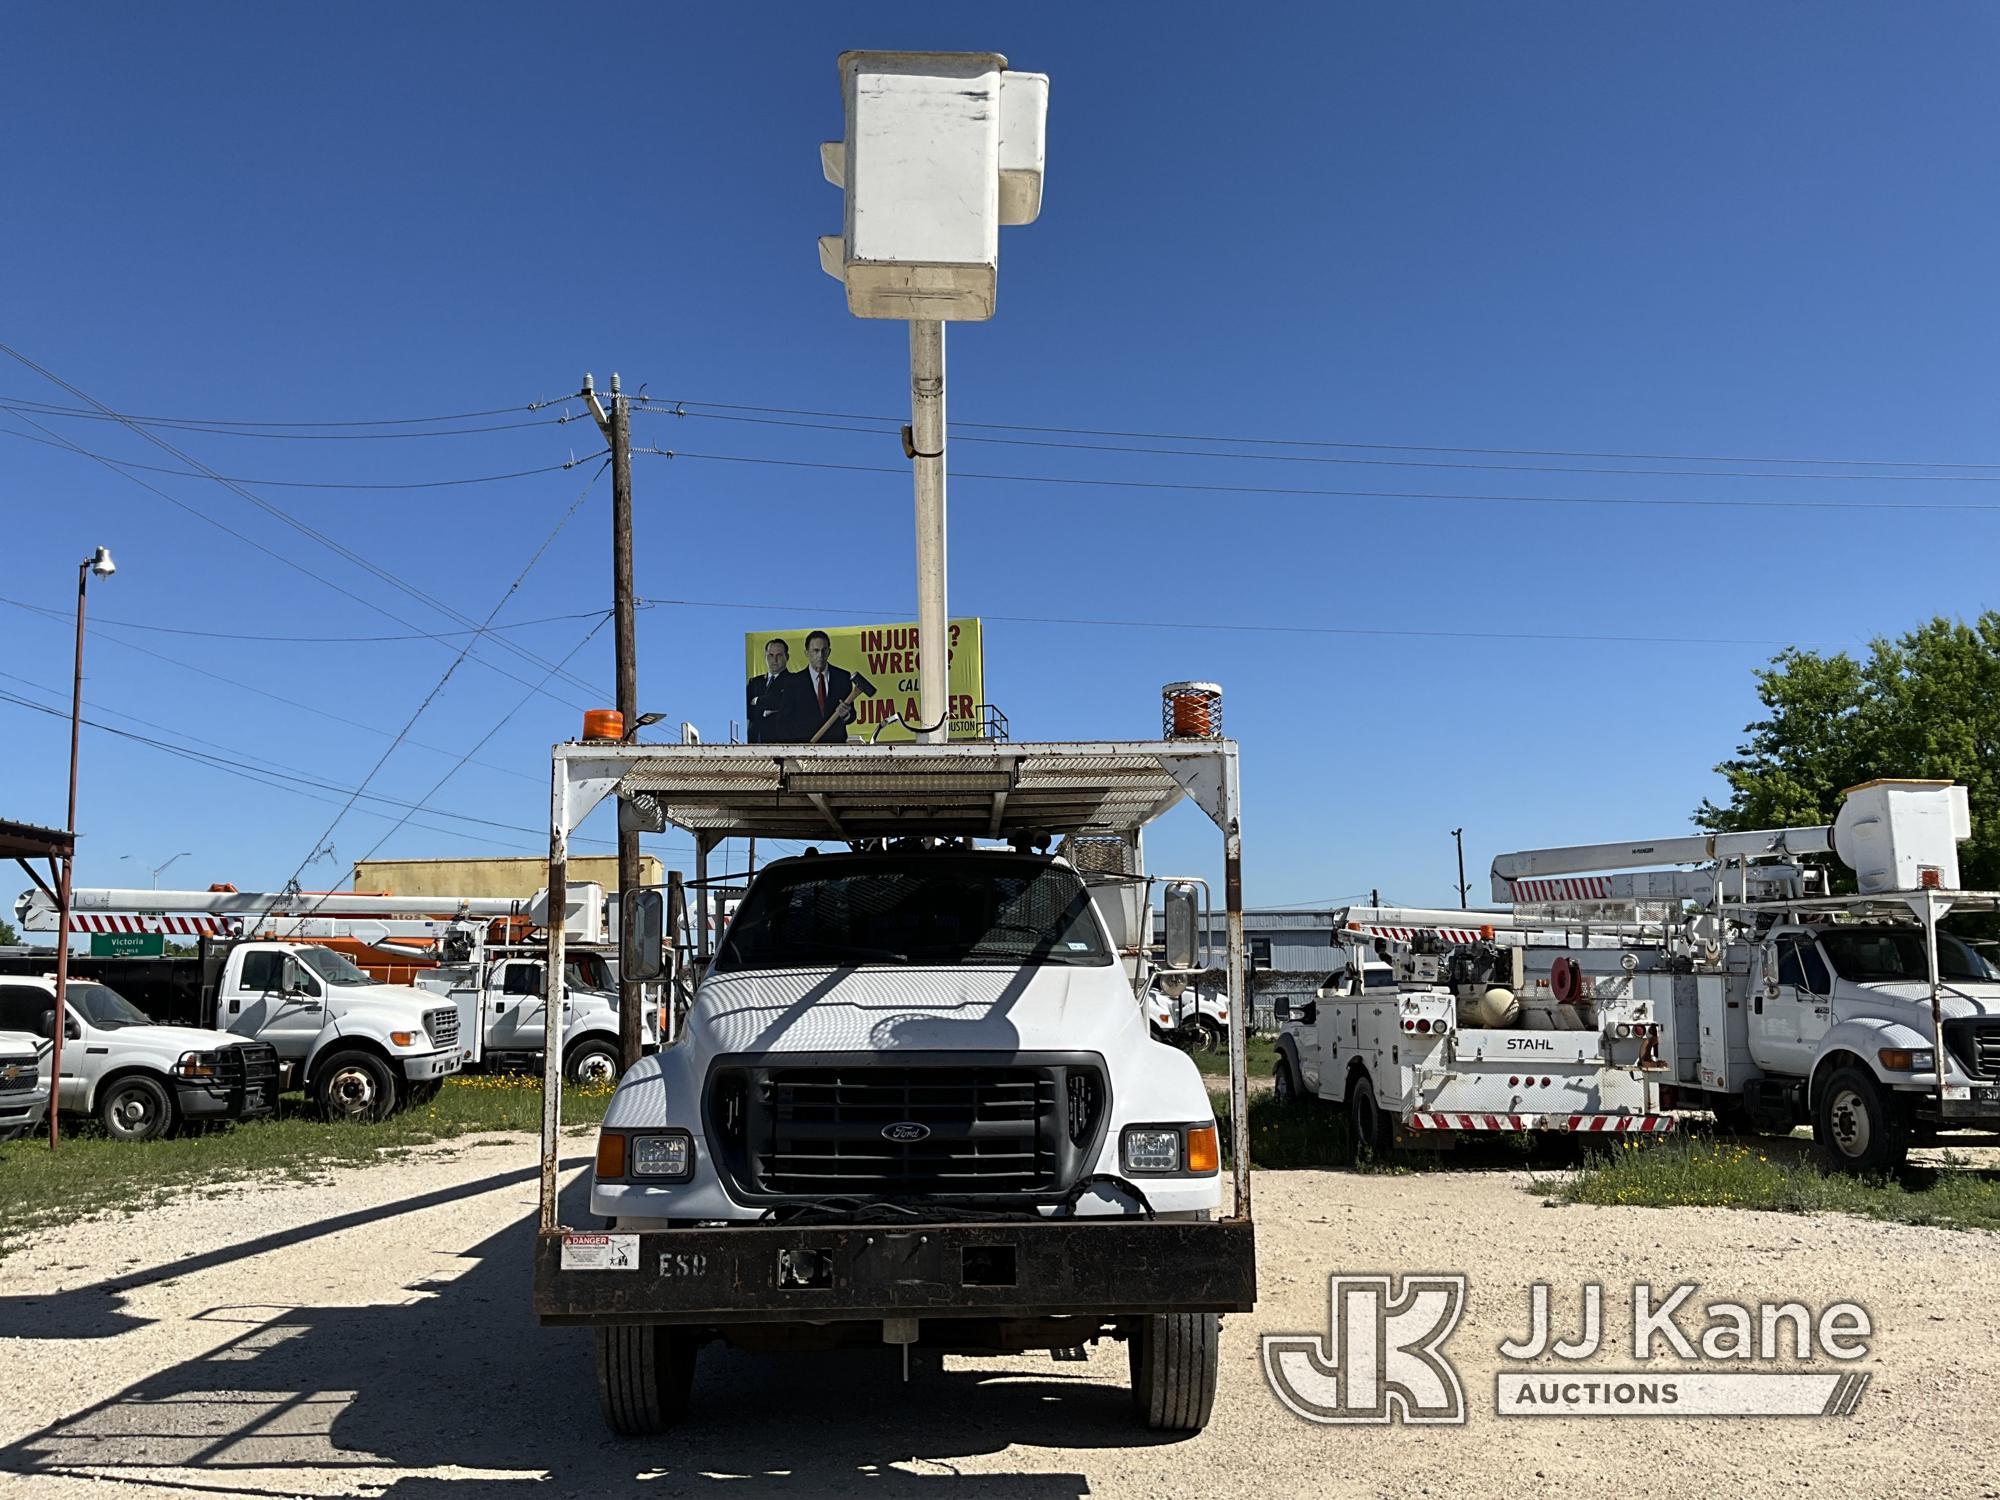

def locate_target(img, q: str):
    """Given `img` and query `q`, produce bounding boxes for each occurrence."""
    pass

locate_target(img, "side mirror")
[623,889,668,983]
[36,1008,55,1040]
[1273,998,1293,1023]
[1162,882,1199,972]
[1761,946,1780,990]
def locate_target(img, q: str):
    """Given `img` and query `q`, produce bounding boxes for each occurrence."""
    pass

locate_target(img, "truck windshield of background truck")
[294,946,376,988]
[65,981,155,1029]
[713,856,1111,974]
[1817,927,1998,984]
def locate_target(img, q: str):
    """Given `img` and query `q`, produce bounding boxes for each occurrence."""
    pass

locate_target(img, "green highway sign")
[90,932,164,957]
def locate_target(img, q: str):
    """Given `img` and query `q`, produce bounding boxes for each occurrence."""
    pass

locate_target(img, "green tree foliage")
[0,919,16,946]
[1699,615,2000,889]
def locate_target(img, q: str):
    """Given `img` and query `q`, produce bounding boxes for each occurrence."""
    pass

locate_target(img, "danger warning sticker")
[560,1232,639,1271]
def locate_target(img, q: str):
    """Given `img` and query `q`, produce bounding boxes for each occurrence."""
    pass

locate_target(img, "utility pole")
[585,372,643,1071]
[1451,828,1470,910]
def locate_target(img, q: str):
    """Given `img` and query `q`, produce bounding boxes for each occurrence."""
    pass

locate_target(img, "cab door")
[228,950,323,1062]
[486,961,545,1053]
[1754,936,1829,1077]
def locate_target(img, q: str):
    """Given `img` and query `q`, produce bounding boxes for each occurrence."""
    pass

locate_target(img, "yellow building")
[351,854,662,902]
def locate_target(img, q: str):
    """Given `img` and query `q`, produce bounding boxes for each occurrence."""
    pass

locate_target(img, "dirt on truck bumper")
[534,1218,1256,1328]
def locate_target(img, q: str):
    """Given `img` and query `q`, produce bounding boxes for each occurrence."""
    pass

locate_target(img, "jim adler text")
[1501,1283,1873,1362]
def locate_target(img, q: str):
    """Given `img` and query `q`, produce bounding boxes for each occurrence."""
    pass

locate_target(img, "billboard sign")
[742,619,984,743]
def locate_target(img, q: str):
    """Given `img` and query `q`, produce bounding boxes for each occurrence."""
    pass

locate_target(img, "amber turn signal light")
[1186,1124,1220,1175]
[595,1132,627,1179]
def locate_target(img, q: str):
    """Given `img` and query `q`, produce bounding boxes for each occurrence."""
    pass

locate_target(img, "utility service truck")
[1272,905,1674,1156]
[530,726,1257,1437]
[0,972,276,1139]
[1482,777,2000,1172]
[0,936,460,1121]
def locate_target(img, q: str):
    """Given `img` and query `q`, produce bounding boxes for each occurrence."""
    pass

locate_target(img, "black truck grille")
[217,1043,280,1091]
[706,1054,1108,1203]
[1945,1021,2000,1080]
[0,1056,38,1093]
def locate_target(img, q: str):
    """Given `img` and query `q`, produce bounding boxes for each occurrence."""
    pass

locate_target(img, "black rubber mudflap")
[596,1324,695,1436]
[1129,1312,1220,1432]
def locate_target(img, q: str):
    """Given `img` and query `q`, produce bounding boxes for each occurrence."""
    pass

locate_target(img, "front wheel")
[1814,1065,1908,1174]
[315,1051,397,1123]
[566,1038,622,1088]
[1188,1017,1225,1055]
[597,1323,697,1435]
[1128,1312,1219,1432]
[98,1074,175,1142]
[1272,1055,1302,1108]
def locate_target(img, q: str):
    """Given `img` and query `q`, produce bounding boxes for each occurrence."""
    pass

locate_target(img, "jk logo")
[1262,1274,1468,1425]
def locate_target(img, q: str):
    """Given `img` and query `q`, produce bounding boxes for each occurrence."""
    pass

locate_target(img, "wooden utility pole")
[1452,828,1470,910]
[585,372,643,1070]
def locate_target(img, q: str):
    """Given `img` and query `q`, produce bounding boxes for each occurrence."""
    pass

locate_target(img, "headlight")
[1878,1048,1937,1072]
[389,1031,418,1047]
[1121,1126,1182,1174]
[631,1131,694,1180]
[173,1050,218,1079]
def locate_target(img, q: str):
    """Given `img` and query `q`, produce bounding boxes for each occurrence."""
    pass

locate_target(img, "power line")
[642,447,2000,515]
[0,343,604,697]
[639,593,1846,650]
[0,594,554,786]
[640,395,2000,474]
[0,424,592,488]
[0,393,567,430]
[0,593,615,645]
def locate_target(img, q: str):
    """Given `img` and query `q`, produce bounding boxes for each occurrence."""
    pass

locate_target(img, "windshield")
[1817,927,1999,984]
[296,946,374,987]
[568,954,614,993]
[713,855,1111,974]
[68,981,155,1029]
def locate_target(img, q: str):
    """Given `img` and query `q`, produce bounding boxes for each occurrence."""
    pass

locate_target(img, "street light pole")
[153,851,191,889]
[52,545,115,1147]
[1451,828,1470,910]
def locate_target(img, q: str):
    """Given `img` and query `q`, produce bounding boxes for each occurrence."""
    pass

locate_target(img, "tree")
[1700,614,2000,889]
[0,919,16,946]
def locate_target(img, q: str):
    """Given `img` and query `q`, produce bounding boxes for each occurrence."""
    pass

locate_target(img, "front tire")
[566,1038,621,1088]
[1128,1312,1219,1432]
[597,1323,697,1435]
[315,1051,397,1123]
[98,1074,175,1142]
[1272,1055,1302,1108]
[1814,1065,1908,1174]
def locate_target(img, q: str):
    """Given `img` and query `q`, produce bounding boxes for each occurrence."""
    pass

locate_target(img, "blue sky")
[3,4,1997,916]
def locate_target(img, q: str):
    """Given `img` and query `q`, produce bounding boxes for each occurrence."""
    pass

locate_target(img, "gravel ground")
[3,1132,1998,1500]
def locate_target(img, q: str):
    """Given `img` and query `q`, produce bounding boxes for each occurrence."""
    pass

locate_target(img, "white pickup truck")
[0,973,277,1140]
[414,950,658,1085]
[0,1027,49,1142]
[0,939,461,1121]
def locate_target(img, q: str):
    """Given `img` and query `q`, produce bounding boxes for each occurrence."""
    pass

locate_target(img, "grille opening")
[1067,1071,1101,1145]
[962,1245,1016,1287]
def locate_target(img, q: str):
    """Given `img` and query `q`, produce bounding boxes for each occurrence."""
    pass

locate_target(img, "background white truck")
[531,734,1257,1438]
[0,1027,49,1142]
[0,972,277,1139]
[0,939,460,1121]
[1272,912,1672,1156]
[1484,777,2000,1171]
[413,947,658,1085]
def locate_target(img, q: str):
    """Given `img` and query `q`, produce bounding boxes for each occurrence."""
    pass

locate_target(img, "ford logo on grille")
[882,1121,930,1143]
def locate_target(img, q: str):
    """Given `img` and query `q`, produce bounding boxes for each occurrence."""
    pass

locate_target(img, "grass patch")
[1190,1033,1279,1081]
[1537,1135,2000,1233]
[0,1074,611,1258]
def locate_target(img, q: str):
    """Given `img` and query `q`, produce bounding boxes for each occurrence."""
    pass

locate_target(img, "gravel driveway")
[3,1133,1996,1498]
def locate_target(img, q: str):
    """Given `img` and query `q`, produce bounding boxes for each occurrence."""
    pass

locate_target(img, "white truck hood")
[692,962,1136,1058]
[1845,980,2000,1020]
[120,1023,258,1051]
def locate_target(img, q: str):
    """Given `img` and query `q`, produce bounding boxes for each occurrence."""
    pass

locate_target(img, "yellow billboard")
[743,619,985,743]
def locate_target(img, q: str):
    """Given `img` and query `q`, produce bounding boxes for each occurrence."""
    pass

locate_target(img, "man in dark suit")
[746,637,798,744]
[792,629,857,742]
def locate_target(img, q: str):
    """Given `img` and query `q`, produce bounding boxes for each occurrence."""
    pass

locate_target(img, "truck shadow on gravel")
[1,1165,1174,1498]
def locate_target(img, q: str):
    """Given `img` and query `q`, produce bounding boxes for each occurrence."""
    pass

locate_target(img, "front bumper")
[399,1049,462,1082]
[0,1089,50,1142]
[533,1217,1256,1328]
[175,1081,278,1121]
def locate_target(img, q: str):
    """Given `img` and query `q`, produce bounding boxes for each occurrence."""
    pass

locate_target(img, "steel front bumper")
[399,1050,461,1082]
[174,1082,278,1121]
[533,1218,1256,1327]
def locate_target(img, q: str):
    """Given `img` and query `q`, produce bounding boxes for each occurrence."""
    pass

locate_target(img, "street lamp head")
[87,546,115,578]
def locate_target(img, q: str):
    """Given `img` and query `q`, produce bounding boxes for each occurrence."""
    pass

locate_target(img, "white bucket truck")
[530,732,1256,1437]
[1487,777,2000,1172]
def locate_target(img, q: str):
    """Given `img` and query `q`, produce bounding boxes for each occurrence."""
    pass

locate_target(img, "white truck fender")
[1810,1019,1939,1101]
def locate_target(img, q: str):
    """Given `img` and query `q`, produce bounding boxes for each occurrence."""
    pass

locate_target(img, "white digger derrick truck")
[533,733,1257,1436]
[1482,777,2000,1172]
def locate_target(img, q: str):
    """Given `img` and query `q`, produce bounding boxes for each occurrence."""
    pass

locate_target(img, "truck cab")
[415,949,655,1084]
[0,974,276,1140]
[1740,919,2000,1169]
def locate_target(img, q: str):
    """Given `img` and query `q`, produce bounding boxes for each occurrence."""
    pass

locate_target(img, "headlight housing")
[173,1050,218,1080]
[1878,1047,1937,1072]
[1120,1123,1221,1177]
[631,1130,695,1181]
[389,1030,418,1047]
